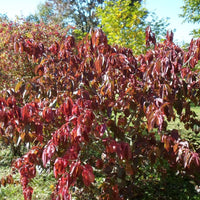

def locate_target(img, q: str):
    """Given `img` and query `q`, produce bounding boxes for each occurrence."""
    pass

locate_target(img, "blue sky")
[144,0,199,44]
[0,0,198,44]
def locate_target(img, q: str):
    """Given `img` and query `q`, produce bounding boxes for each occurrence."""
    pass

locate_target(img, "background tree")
[0,13,10,22]
[97,0,146,54]
[44,0,104,32]
[180,0,200,38]
[26,0,105,40]
[97,0,169,54]
[26,0,168,51]
[26,3,54,24]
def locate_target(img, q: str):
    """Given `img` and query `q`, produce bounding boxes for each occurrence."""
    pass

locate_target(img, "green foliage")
[132,158,200,200]
[180,0,200,24]
[0,142,56,200]
[192,29,200,39]
[72,29,88,42]
[26,3,54,24]
[180,0,200,38]
[97,0,147,54]
[97,0,169,54]
[0,13,9,22]
[26,0,169,48]
[43,0,104,32]
[26,0,105,42]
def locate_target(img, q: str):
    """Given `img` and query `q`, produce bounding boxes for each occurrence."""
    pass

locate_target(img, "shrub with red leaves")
[0,24,200,199]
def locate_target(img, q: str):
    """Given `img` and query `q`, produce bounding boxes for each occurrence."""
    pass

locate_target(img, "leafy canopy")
[180,0,200,38]
[180,0,200,23]
[26,3,55,24]
[41,0,104,32]
[97,0,169,54]
[97,0,147,54]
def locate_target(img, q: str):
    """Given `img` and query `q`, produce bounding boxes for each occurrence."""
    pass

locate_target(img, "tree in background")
[97,0,169,54]
[27,0,143,29]
[97,0,146,54]
[26,0,168,52]
[180,0,200,38]
[26,0,105,41]
[43,0,104,32]
[0,13,10,22]
[26,3,54,24]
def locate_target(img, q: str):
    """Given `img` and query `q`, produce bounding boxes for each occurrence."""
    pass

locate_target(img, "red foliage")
[0,24,200,199]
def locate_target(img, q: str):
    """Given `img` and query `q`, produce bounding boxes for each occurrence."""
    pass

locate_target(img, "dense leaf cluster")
[0,23,200,199]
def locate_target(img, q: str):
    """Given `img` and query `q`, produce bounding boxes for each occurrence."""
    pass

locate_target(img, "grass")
[0,143,56,200]
[0,172,55,200]
[168,106,200,132]
[167,105,200,150]
[0,143,22,200]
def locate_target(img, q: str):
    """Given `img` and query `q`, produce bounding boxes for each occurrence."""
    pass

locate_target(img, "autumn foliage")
[0,22,200,199]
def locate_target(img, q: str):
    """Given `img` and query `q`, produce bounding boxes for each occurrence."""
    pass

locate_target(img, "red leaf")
[188,152,200,167]
[6,175,14,184]
[49,41,60,54]
[1,177,6,187]
[92,29,107,48]
[82,164,95,186]
[173,143,179,153]
[72,104,80,116]
[117,142,132,160]
[54,158,68,178]
[21,103,37,122]
[145,26,156,47]
[23,186,33,200]
[43,107,54,122]
[70,161,81,179]
[95,159,104,169]
[166,30,174,43]
[125,163,134,175]
[42,143,56,168]
[62,98,73,116]
[95,55,103,76]
[184,150,191,168]
[35,64,44,75]
[7,96,16,107]
[189,57,197,68]
[61,185,72,200]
